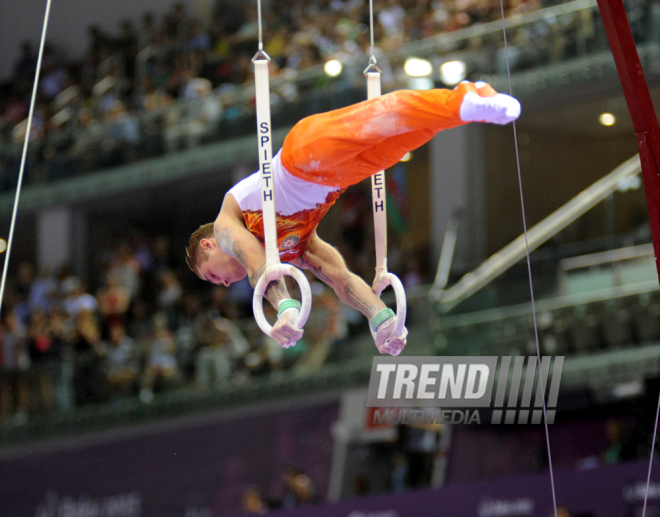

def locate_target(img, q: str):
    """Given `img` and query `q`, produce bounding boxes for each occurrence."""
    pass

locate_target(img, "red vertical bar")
[596,0,660,282]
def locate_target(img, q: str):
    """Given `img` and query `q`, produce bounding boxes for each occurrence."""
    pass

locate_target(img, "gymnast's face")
[197,238,247,287]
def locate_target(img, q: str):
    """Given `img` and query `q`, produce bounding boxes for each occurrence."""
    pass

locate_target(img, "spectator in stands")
[26,309,57,413]
[138,12,158,51]
[0,310,29,421]
[49,309,74,410]
[12,262,34,324]
[281,466,318,508]
[97,273,131,335]
[175,293,204,380]
[28,267,56,315]
[109,242,142,300]
[194,310,248,390]
[106,322,140,398]
[71,310,108,405]
[13,41,36,83]
[242,486,270,514]
[63,281,99,318]
[603,419,633,464]
[396,419,441,488]
[141,312,180,400]
[157,269,183,329]
[115,19,139,82]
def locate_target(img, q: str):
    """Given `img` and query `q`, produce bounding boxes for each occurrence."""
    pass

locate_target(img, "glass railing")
[431,154,643,311]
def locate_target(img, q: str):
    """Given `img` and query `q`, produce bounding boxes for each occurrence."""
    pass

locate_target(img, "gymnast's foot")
[459,82,521,125]
[371,316,408,356]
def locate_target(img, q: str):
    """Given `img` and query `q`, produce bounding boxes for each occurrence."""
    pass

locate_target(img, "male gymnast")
[186,81,521,355]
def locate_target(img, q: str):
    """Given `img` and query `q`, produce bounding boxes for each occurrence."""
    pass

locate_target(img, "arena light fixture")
[599,112,616,126]
[400,152,412,162]
[324,59,343,77]
[439,60,467,86]
[404,57,433,77]
[0,239,7,253]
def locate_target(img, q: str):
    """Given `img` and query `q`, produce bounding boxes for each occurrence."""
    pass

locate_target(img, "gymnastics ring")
[373,271,407,340]
[252,263,312,339]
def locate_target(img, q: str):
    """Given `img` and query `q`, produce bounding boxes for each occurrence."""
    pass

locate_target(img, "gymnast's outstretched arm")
[215,194,304,346]
[295,234,407,355]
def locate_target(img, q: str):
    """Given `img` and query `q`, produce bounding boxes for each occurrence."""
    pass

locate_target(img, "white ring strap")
[251,55,312,337]
[365,69,407,340]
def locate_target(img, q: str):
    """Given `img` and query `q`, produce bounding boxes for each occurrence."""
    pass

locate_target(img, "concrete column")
[37,207,71,273]
[37,207,86,277]
[429,124,486,272]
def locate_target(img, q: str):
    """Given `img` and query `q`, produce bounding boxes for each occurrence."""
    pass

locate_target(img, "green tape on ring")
[278,299,302,318]
[370,308,396,332]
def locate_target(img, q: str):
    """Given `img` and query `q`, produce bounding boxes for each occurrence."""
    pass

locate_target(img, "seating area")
[0,0,651,192]
[434,251,660,359]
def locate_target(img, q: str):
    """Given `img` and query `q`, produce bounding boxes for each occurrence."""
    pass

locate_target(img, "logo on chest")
[280,235,300,249]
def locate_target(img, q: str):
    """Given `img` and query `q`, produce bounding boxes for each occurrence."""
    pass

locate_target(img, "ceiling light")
[324,59,343,77]
[404,57,433,77]
[599,113,616,126]
[439,60,467,86]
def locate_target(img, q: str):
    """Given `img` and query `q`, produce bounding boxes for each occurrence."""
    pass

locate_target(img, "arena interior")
[1,0,660,515]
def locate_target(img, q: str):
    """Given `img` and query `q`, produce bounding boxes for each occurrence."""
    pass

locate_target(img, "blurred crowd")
[0,0,556,188]
[0,231,353,422]
[0,180,427,422]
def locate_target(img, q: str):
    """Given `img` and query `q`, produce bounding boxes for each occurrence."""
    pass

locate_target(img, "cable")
[498,3,558,517]
[0,0,54,316]
[642,390,660,517]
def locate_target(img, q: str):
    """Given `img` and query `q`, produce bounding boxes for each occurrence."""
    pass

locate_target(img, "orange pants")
[281,82,495,188]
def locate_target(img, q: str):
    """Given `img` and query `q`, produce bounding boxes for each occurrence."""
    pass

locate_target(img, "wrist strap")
[278,299,301,318]
[370,308,395,332]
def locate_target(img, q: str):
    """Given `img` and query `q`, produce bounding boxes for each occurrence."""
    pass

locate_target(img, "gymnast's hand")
[372,316,408,357]
[271,307,304,348]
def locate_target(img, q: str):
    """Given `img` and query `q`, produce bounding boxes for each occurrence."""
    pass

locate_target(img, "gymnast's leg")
[280,81,520,188]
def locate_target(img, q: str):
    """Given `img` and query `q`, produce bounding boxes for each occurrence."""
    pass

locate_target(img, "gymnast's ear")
[199,238,215,250]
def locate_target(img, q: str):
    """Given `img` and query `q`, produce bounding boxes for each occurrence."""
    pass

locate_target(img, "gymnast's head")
[186,223,247,286]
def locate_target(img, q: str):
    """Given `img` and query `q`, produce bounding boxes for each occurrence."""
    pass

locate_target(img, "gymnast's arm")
[298,234,386,319]
[215,194,303,345]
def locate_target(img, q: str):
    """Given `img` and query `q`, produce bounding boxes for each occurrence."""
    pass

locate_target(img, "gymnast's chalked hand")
[372,317,408,356]
[271,308,304,348]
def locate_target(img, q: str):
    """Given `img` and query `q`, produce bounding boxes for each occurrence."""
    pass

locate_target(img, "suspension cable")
[498,2,558,516]
[0,0,54,316]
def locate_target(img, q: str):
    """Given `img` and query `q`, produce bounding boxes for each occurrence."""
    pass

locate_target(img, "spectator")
[603,419,632,464]
[13,41,36,82]
[141,312,179,400]
[0,310,29,421]
[281,466,318,508]
[26,309,57,413]
[194,311,248,390]
[63,282,99,318]
[97,273,131,335]
[108,243,142,300]
[28,267,56,314]
[72,310,107,405]
[157,269,183,324]
[106,322,140,398]
[242,486,270,514]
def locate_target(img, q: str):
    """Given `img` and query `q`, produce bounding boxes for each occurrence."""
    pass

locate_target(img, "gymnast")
[186,81,521,355]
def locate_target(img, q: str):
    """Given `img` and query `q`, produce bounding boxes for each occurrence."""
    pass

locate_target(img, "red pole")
[596,0,660,281]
